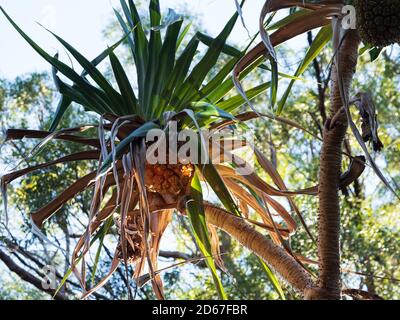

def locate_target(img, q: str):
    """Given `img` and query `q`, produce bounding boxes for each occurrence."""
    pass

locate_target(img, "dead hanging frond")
[339,155,366,188]
[149,209,174,299]
[234,0,251,38]
[32,171,97,229]
[118,152,136,299]
[4,128,102,148]
[81,252,121,300]
[260,197,305,268]
[2,151,100,186]
[212,141,313,240]
[332,23,400,201]
[207,223,227,272]
[131,139,163,298]
[222,178,295,238]
[352,92,384,152]
[253,146,315,242]
[6,126,99,170]
[115,209,144,265]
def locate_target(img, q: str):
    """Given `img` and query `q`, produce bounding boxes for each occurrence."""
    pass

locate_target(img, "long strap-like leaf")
[185,170,227,300]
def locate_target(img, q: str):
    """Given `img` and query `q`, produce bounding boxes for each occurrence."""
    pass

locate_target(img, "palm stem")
[204,203,314,293]
[309,29,360,300]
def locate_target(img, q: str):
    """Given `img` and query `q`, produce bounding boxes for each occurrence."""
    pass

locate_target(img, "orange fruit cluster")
[144,164,194,197]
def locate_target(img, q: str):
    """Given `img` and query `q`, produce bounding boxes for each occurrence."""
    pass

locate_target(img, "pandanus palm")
[1,0,399,300]
[0,0,314,300]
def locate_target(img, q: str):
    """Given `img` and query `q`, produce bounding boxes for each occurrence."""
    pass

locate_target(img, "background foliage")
[0,2,399,300]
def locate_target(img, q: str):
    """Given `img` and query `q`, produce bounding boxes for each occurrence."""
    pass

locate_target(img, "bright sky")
[0,0,269,79]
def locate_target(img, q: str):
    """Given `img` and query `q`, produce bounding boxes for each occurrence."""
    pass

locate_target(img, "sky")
[0,0,269,79]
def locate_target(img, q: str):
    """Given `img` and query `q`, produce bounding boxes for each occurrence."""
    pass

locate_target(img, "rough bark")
[205,204,314,293]
[307,29,360,300]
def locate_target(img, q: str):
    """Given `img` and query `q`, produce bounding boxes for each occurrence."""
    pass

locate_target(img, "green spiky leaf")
[186,170,227,300]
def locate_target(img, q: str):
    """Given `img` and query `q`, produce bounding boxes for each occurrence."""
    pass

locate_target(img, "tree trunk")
[205,204,314,293]
[306,29,360,300]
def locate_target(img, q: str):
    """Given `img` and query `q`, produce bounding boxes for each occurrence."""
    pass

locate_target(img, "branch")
[159,250,192,260]
[204,203,314,293]
[8,244,109,300]
[342,289,384,300]
[159,250,208,269]
[0,248,67,300]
